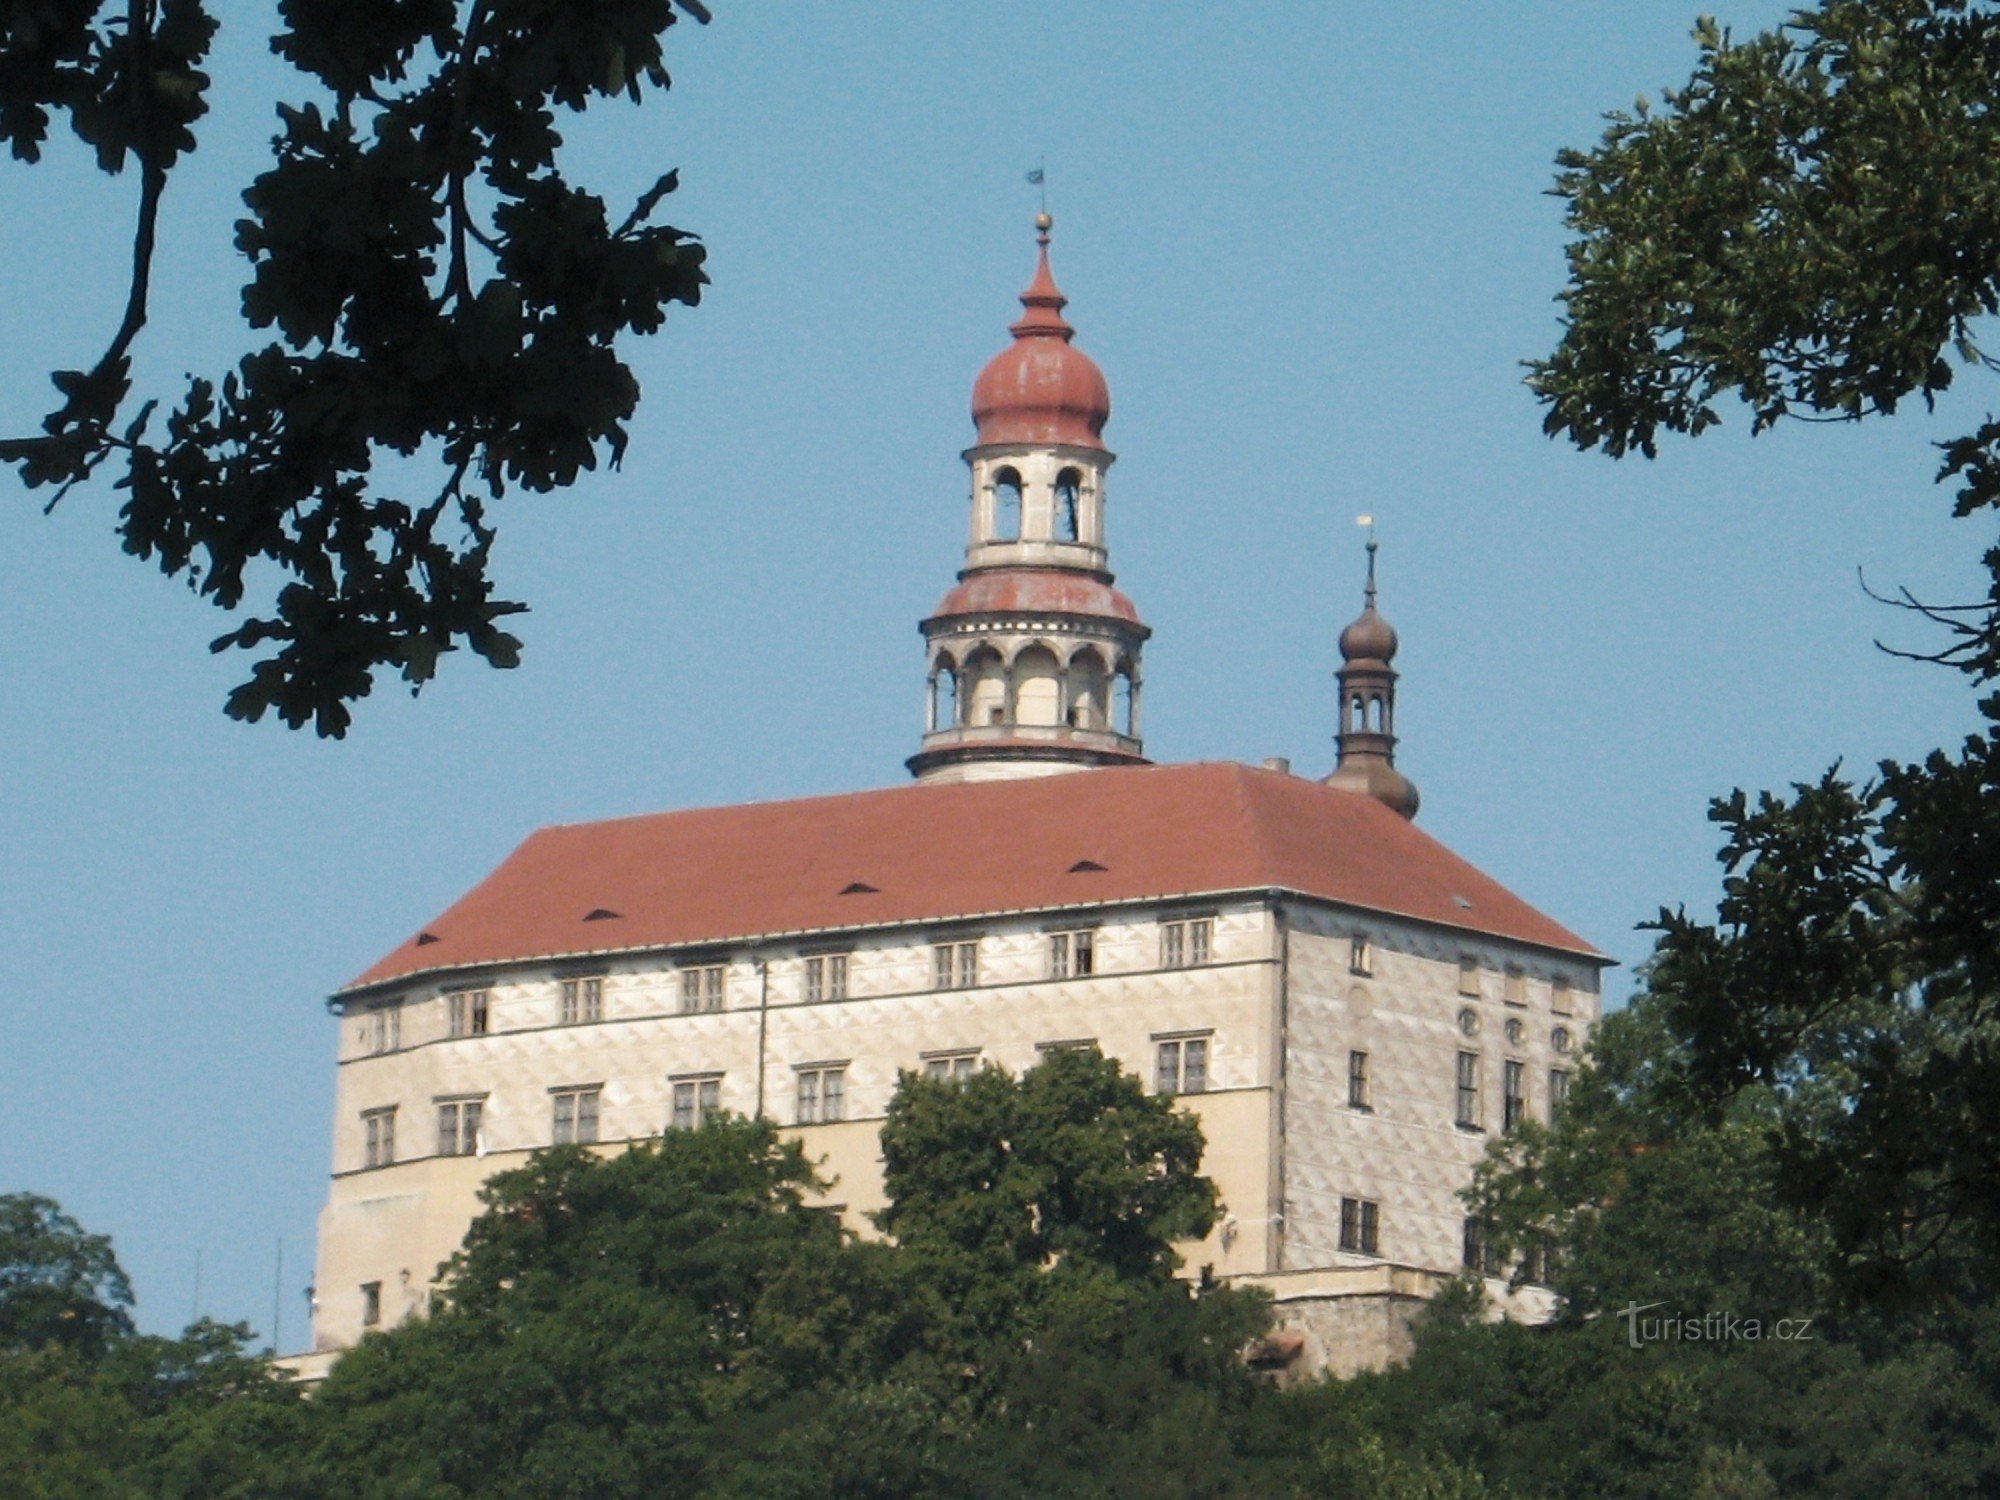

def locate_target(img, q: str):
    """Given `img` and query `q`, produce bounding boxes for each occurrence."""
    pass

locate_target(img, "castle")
[296,217,1604,1378]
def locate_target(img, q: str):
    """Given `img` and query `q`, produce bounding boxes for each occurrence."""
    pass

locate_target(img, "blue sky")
[1,2,1985,1340]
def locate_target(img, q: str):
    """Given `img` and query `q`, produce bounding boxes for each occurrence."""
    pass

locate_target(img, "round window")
[1457,1008,1479,1037]
[1505,1018,1525,1045]
[1552,1025,1573,1055]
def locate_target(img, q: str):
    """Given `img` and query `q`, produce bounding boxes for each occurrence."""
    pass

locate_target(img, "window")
[804,954,848,1004]
[1462,1217,1494,1275]
[1457,956,1480,997]
[1347,1049,1371,1110]
[1505,1017,1525,1046]
[365,1003,401,1054]
[446,988,489,1038]
[796,1065,847,1124]
[360,1282,382,1327]
[680,965,725,1014]
[1503,1060,1526,1132]
[923,1051,980,1084]
[1549,1067,1571,1114]
[1339,1196,1380,1256]
[551,1086,600,1144]
[933,941,978,990]
[1455,1051,1481,1130]
[1349,935,1373,976]
[1054,467,1082,542]
[560,975,604,1025]
[1522,1234,1557,1286]
[1049,929,1095,979]
[1551,974,1572,1015]
[1551,1025,1574,1055]
[1155,1035,1209,1096]
[992,467,1023,541]
[436,1098,484,1156]
[1504,967,1527,1007]
[1457,1007,1480,1038]
[1161,918,1213,969]
[671,1076,721,1130]
[362,1107,396,1169]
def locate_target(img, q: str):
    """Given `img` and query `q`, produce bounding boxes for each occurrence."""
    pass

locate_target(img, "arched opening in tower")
[1012,645,1062,727]
[928,657,959,731]
[993,468,1023,542]
[1054,468,1082,542]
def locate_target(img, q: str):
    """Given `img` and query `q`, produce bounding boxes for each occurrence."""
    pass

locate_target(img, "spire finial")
[1011,199,1072,341]
[1356,514,1378,609]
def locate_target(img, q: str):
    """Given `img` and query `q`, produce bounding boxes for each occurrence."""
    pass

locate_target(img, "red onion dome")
[970,216,1111,450]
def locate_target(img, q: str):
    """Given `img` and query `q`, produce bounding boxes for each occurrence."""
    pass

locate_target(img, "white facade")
[309,889,1598,1362]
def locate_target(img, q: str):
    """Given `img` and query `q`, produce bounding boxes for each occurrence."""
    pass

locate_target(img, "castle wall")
[1278,902,1599,1279]
[311,900,1280,1352]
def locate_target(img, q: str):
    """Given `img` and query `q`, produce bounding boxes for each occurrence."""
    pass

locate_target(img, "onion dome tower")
[909,214,1151,784]
[1324,537,1420,818]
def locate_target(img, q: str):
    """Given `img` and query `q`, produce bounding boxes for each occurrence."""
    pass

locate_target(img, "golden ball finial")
[1035,211,1053,233]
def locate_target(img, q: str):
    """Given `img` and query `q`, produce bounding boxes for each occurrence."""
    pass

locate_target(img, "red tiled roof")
[344,762,1602,993]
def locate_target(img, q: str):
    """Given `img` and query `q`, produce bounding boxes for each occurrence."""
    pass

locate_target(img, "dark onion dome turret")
[1338,603,1398,664]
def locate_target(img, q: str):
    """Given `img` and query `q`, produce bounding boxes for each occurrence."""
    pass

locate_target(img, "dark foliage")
[1,0,709,734]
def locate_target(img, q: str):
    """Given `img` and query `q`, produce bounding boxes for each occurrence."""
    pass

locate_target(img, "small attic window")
[1452,894,1474,911]
[415,931,441,947]
[583,908,621,922]
[1068,859,1107,873]
[839,882,879,896]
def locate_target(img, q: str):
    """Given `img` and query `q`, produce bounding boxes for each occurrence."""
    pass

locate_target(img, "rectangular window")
[1551,974,1572,1015]
[1549,1067,1571,1114]
[365,1004,402,1055]
[923,1051,980,1084]
[932,941,978,990]
[1160,918,1214,969]
[1347,1049,1371,1110]
[560,976,604,1026]
[436,1098,484,1156]
[1349,935,1373,976]
[1457,956,1480,997]
[803,954,848,1004]
[551,1086,600,1145]
[1462,1217,1491,1275]
[362,1107,396,1169]
[360,1282,382,1327]
[1339,1196,1380,1256]
[680,965,725,1014]
[1049,929,1095,979]
[1503,1060,1526,1133]
[1456,1051,1481,1130]
[1504,967,1526,1007]
[796,1065,848,1124]
[671,1076,722,1129]
[445,988,490,1039]
[1522,1234,1556,1287]
[1155,1035,1209,1096]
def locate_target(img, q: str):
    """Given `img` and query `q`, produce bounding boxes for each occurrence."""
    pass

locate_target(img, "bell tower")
[1324,537,1420,818]
[909,215,1151,784]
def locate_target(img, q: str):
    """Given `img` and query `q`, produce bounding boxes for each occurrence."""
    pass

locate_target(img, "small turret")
[1323,537,1419,819]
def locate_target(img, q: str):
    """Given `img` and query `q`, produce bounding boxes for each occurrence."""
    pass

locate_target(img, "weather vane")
[1026,159,1047,218]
